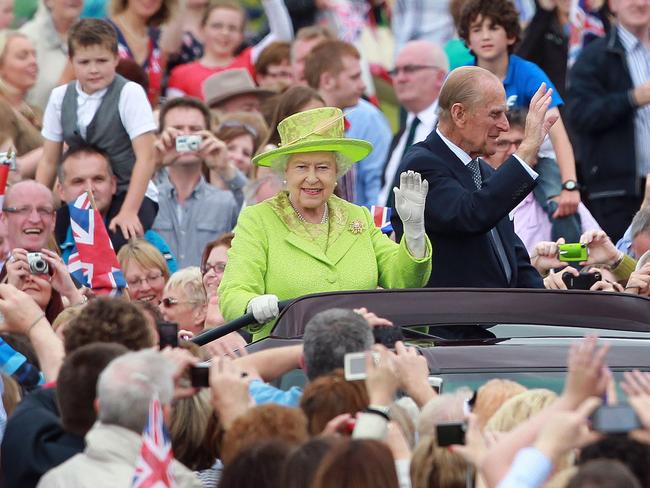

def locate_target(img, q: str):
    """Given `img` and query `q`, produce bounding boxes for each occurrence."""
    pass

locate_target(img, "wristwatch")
[562,180,580,191]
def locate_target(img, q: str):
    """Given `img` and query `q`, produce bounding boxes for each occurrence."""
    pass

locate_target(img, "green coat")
[219,192,432,339]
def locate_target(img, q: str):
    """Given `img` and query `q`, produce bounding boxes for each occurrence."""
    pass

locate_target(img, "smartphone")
[436,422,466,446]
[592,404,641,434]
[157,321,178,349]
[189,362,211,388]
[428,376,443,394]
[344,351,379,381]
[562,271,601,290]
[558,243,588,262]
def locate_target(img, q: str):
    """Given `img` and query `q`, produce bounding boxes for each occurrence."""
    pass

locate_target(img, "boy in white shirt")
[36,19,157,240]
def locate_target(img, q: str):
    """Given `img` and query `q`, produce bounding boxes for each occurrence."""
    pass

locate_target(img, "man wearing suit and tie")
[392,66,556,288]
[380,41,449,206]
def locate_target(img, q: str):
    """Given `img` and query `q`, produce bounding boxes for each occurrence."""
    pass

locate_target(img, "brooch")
[349,220,365,234]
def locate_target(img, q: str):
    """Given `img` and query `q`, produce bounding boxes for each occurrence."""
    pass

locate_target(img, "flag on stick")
[67,191,126,295]
[132,395,176,488]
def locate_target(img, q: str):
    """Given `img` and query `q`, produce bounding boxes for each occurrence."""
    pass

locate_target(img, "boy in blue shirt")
[458,0,582,242]
[36,19,157,242]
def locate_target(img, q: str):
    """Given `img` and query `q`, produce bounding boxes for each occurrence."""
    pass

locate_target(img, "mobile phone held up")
[562,271,601,290]
[190,362,211,388]
[157,321,178,349]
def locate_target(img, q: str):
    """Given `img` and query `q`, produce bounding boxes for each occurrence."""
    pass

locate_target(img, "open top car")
[238,288,650,393]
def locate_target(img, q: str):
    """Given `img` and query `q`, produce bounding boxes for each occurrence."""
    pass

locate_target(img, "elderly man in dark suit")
[392,66,557,288]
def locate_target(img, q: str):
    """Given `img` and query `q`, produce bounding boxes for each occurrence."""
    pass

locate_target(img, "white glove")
[246,294,279,323]
[393,170,428,259]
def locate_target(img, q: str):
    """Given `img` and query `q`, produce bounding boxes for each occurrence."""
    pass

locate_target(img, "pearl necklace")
[289,198,329,224]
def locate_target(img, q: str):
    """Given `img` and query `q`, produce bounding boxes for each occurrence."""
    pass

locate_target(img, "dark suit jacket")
[391,130,544,288]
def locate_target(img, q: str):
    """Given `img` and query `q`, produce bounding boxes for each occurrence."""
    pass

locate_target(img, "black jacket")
[1,388,84,488]
[391,130,543,289]
[566,26,643,199]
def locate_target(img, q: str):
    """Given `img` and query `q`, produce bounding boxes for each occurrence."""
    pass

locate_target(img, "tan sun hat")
[202,68,274,107]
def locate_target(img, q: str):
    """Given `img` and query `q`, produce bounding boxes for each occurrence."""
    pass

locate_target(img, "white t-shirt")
[41,80,159,201]
[42,80,156,142]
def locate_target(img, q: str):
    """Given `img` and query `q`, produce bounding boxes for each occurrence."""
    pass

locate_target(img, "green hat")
[252,107,373,170]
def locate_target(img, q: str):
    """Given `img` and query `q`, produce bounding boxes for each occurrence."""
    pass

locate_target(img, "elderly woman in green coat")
[218,107,432,340]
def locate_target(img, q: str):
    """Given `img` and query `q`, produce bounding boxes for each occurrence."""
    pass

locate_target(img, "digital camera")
[175,135,202,153]
[27,252,49,275]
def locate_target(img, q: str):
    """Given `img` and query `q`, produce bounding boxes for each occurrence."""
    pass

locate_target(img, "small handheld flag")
[132,395,176,488]
[365,205,394,234]
[67,191,127,295]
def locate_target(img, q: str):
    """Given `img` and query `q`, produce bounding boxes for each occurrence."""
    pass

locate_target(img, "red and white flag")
[132,395,176,488]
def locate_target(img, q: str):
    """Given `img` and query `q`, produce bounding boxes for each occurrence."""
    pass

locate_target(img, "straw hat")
[252,107,372,171]
[203,68,274,107]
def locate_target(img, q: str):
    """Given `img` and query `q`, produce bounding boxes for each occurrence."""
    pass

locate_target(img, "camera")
[175,135,202,153]
[344,351,380,381]
[436,422,466,446]
[592,404,641,434]
[558,243,588,262]
[27,252,49,275]
[562,271,602,290]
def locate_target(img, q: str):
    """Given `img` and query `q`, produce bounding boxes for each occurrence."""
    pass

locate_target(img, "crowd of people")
[0,0,647,486]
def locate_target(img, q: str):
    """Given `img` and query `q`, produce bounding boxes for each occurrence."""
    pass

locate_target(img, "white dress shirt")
[436,128,539,180]
[379,100,439,205]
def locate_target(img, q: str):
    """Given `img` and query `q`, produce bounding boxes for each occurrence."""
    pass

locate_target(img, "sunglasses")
[161,297,202,308]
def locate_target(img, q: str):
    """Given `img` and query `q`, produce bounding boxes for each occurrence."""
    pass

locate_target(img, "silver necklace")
[289,197,328,224]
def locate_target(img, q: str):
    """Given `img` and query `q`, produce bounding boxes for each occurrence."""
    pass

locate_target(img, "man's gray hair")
[303,308,373,381]
[97,350,175,433]
[630,207,650,241]
[437,66,498,123]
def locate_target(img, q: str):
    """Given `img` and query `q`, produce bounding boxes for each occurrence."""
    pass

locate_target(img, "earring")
[283,180,287,185]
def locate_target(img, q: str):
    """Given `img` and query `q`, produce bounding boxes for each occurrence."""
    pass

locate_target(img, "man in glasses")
[153,97,239,269]
[380,40,449,206]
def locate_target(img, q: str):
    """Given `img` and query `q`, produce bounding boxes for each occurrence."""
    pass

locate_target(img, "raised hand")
[516,83,558,163]
[394,171,428,259]
[393,170,427,225]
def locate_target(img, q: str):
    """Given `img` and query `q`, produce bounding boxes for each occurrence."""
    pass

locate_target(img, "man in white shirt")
[381,41,448,206]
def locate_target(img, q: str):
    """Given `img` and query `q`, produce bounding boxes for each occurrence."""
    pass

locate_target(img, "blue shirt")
[501,55,564,110]
[249,379,302,407]
[345,99,392,206]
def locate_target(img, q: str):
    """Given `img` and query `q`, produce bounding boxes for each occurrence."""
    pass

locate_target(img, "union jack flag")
[67,192,126,295]
[132,395,176,488]
[365,205,393,234]
[568,0,605,68]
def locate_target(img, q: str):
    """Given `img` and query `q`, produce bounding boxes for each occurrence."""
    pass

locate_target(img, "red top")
[166,47,256,100]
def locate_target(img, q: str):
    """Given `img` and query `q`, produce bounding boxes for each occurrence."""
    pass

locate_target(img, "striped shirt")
[618,26,650,175]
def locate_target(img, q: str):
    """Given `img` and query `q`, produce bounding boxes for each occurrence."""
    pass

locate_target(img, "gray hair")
[437,66,498,123]
[270,152,354,178]
[303,308,373,381]
[630,207,650,241]
[164,267,207,307]
[97,350,175,433]
[417,388,473,438]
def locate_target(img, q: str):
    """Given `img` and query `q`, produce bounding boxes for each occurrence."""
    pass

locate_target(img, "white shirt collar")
[436,128,473,166]
[75,81,108,102]
[406,99,439,129]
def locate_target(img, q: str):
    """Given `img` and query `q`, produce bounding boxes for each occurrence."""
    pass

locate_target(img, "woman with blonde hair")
[118,239,171,306]
[0,31,43,177]
[160,267,207,336]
